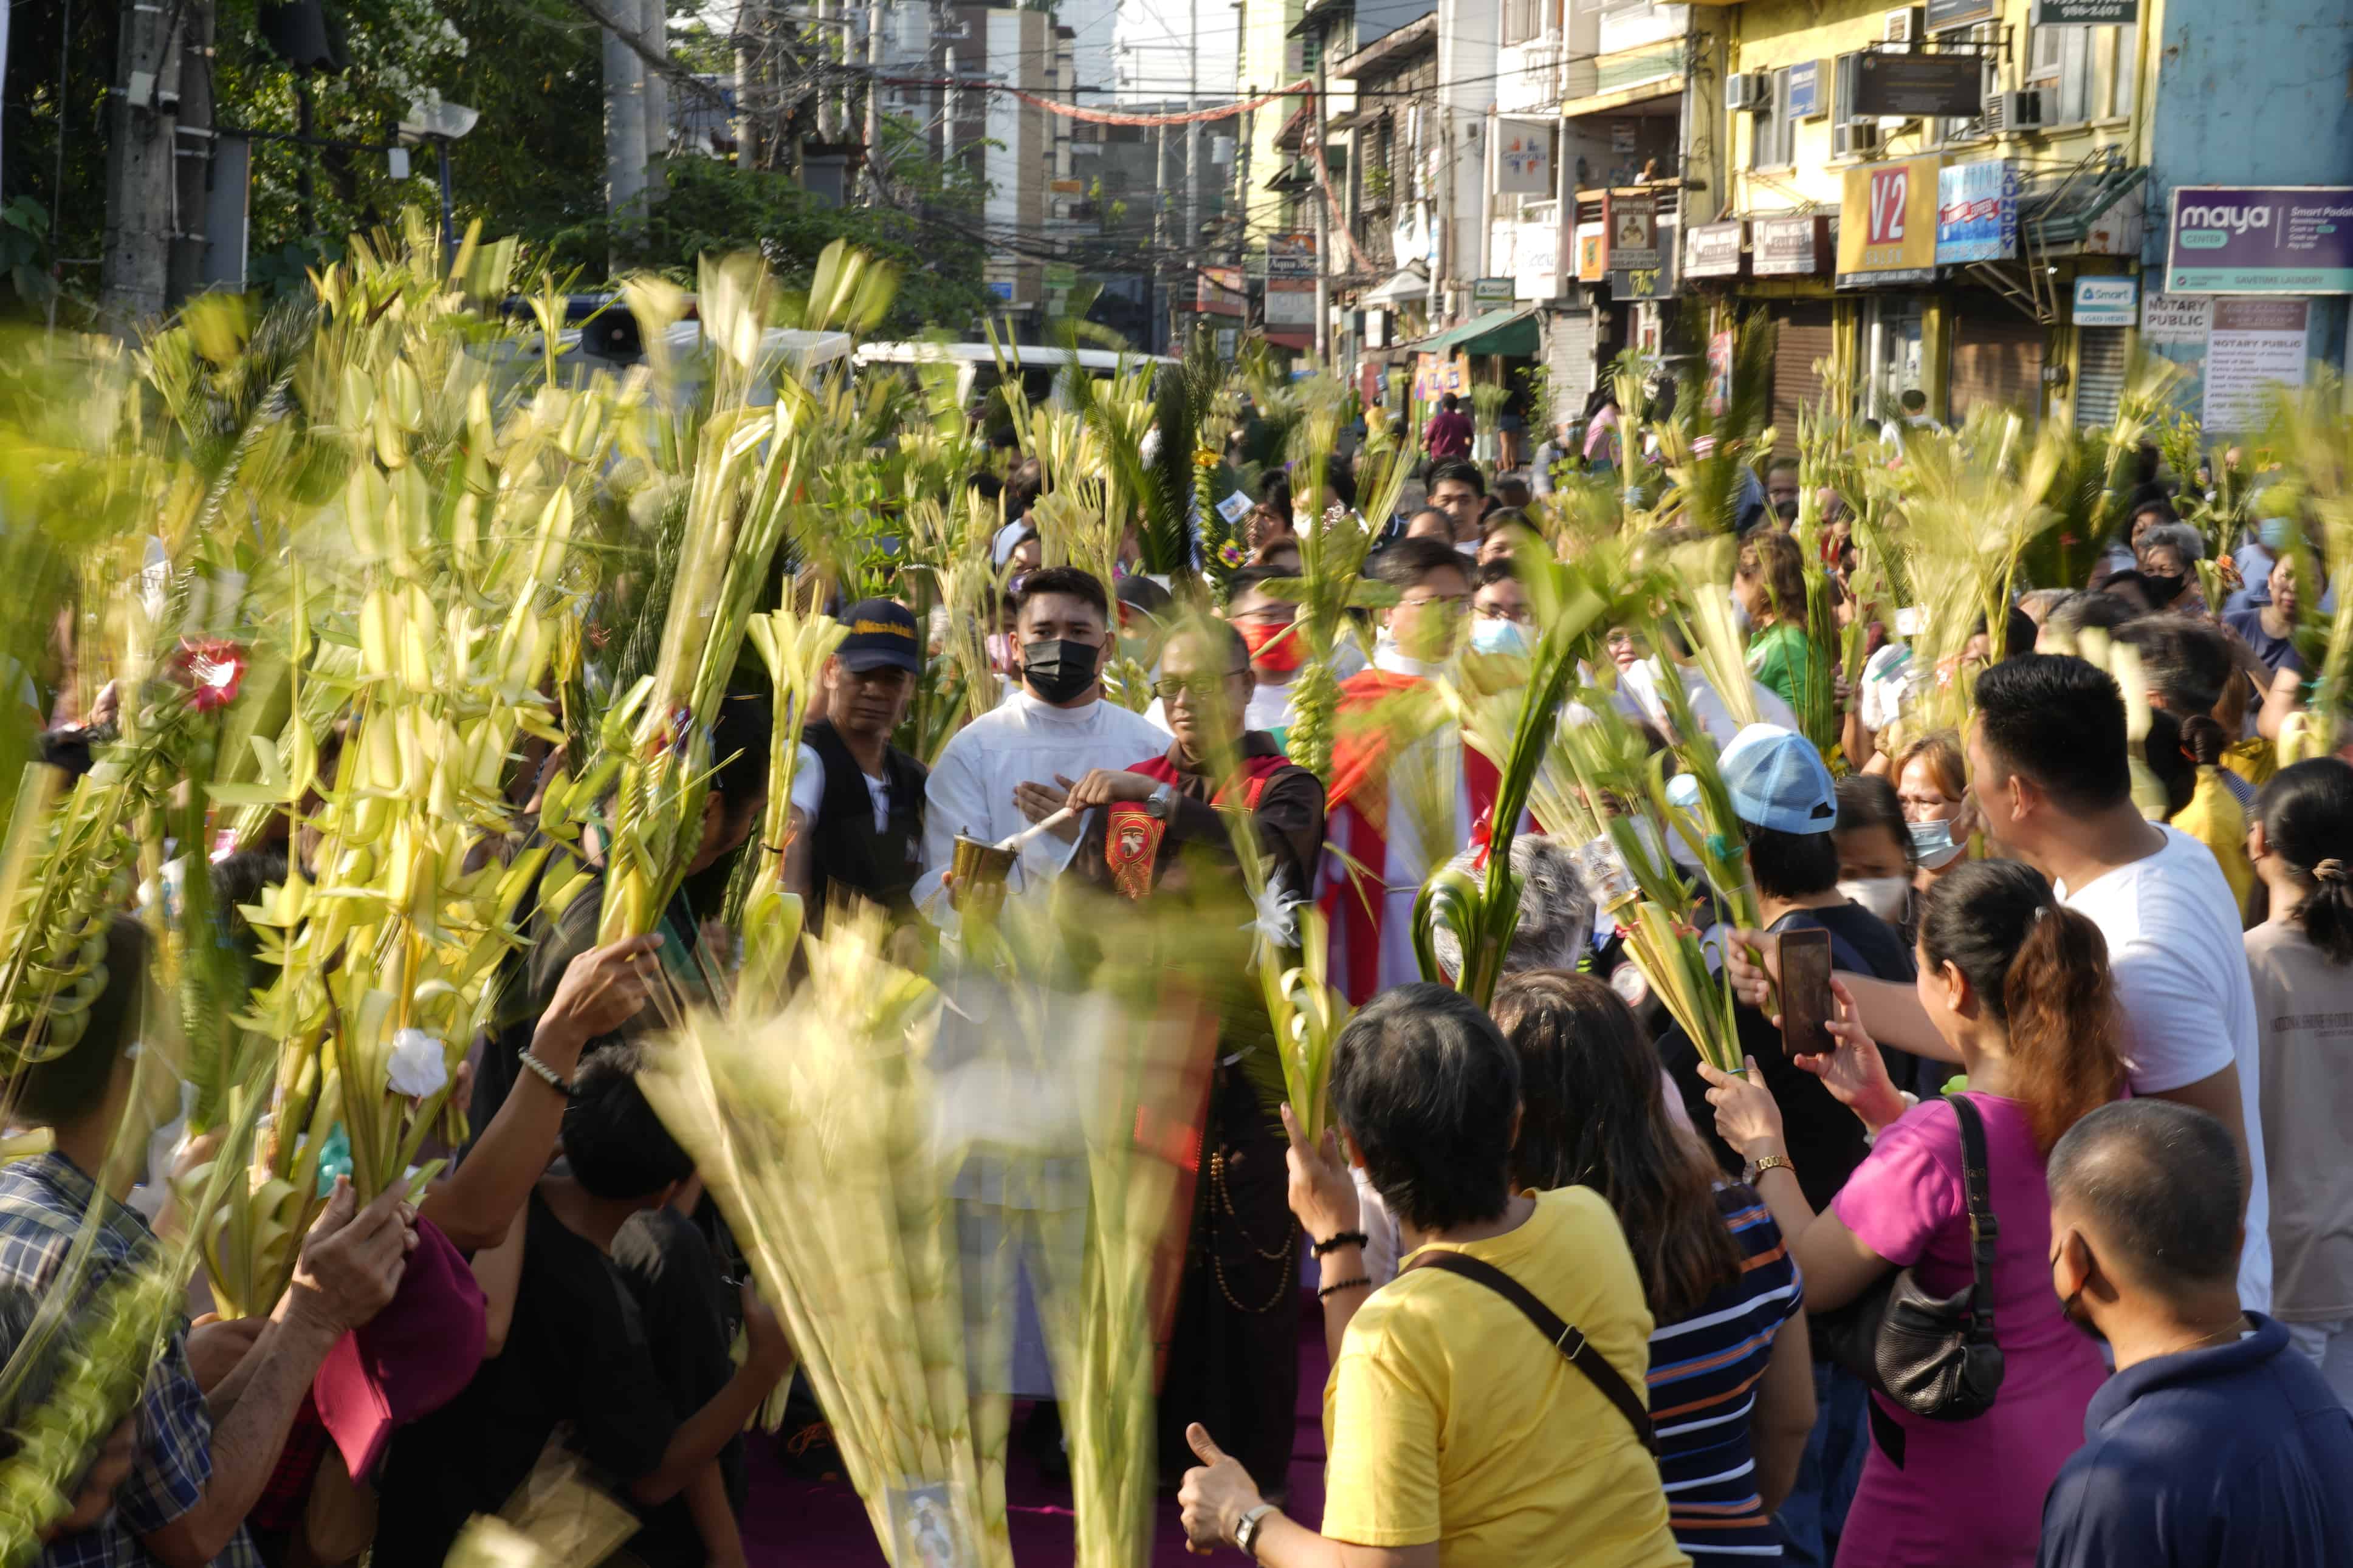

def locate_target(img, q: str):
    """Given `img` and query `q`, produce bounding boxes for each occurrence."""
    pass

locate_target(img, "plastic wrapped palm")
[640,905,1012,1568]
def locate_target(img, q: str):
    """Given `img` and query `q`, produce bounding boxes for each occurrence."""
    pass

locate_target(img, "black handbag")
[1811,1094,2005,1423]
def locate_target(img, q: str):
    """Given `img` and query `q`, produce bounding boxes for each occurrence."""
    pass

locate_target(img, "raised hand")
[539,933,664,1049]
[1280,1103,1359,1244]
[1697,1055,1788,1166]
[1792,977,1909,1134]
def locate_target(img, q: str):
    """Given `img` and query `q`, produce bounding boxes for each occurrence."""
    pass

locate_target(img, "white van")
[851,341,1176,415]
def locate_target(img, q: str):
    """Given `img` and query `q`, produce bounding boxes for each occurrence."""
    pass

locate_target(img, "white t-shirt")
[1615,657,1802,747]
[790,744,888,833]
[2057,824,2272,1310]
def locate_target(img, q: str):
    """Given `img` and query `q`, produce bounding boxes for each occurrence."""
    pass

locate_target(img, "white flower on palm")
[386,1028,450,1098]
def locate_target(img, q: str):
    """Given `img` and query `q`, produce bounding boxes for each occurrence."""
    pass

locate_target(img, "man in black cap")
[785,598,929,929]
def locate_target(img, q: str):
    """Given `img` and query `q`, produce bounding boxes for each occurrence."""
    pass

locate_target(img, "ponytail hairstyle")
[2255,758,2353,965]
[2179,713,2230,771]
[1489,971,1740,1323]
[1918,860,2125,1154]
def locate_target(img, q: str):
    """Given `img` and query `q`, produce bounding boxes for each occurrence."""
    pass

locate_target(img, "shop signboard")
[1576,224,1608,282]
[1605,192,1659,272]
[1936,160,2019,264]
[1198,267,1247,317]
[1685,221,1746,279]
[1706,330,1735,417]
[2071,276,2138,328]
[1785,60,1824,119]
[2140,291,2212,345]
[1838,156,1940,285]
[1496,121,1553,196]
[1612,219,1679,300]
[1926,0,1999,27]
[1753,214,1830,277]
[1472,276,1517,309]
[1413,352,1472,404]
[1848,50,1985,120]
[2166,186,2353,295]
[1267,233,1319,280]
[2033,0,2137,22]
[1265,282,1316,327]
[2202,297,2311,431]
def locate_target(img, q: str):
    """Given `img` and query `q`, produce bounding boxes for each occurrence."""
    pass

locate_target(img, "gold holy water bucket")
[950,834,1018,925]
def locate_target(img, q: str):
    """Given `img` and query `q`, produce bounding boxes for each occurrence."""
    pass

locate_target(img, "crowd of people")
[9,377,2353,1568]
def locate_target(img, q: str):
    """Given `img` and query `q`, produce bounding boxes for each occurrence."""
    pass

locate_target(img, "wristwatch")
[1234,1503,1280,1559]
[1143,782,1181,820]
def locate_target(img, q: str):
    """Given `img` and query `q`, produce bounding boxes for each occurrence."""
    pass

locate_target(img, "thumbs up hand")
[1177,1422,1268,1554]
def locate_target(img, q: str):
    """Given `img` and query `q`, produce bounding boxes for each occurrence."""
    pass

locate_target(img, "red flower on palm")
[171,639,247,713]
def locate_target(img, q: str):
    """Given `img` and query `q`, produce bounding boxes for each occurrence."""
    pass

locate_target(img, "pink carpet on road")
[743,1302,1328,1564]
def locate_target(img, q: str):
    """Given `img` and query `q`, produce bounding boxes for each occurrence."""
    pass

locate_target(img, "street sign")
[1471,277,1516,309]
[1753,214,1830,277]
[1685,222,1746,278]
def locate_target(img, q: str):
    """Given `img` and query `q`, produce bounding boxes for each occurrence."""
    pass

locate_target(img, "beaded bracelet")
[1311,1230,1369,1258]
[1316,1276,1371,1301]
[518,1049,572,1094]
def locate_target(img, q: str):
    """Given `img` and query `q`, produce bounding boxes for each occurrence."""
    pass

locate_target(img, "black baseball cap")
[836,598,922,674]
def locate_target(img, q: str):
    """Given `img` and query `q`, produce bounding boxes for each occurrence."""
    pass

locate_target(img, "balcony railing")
[1497,31,1565,115]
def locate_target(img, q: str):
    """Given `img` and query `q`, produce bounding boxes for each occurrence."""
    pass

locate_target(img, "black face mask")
[1021,638,1100,704]
[2143,570,2189,607]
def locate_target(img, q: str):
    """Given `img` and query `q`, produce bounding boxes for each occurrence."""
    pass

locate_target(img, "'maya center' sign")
[2165,186,2353,295]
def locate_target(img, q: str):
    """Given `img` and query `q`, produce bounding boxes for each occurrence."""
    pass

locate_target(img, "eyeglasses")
[1474,603,1533,625]
[1398,592,1470,615]
[1154,669,1251,703]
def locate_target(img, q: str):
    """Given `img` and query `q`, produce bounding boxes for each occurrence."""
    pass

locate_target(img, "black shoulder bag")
[1404,1250,1657,1457]
[1812,1094,2005,1423]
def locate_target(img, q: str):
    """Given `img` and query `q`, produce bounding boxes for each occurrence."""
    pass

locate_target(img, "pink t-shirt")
[1828,1093,2108,1568]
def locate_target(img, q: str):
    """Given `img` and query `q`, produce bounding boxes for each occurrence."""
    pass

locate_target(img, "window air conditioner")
[1984,89,2046,132]
[1726,72,1770,113]
[1884,7,1924,44]
[1833,121,1880,157]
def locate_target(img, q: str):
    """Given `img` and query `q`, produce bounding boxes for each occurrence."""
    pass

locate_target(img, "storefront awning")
[1429,305,1539,358]
[1361,265,1429,307]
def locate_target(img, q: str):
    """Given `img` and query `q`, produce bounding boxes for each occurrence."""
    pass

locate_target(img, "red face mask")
[1237,618,1304,674]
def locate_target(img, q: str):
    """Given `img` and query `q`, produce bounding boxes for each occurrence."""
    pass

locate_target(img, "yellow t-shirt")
[1319,1187,1687,1568]
[2174,767,2255,917]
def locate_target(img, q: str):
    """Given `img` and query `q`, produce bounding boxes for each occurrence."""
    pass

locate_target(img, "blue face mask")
[2260,516,2295,553]
[1471,618,1531,657]
[1909,818,1965,870]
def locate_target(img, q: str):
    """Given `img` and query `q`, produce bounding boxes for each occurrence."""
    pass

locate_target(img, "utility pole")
[641,0,669,208]
[1184,0,1199,273]
[816,0,837,139]
[164,0,218,305]
[864,0,886,201]
[734,0,762,168]
[1156,117,1172,344]
[1311,52,1328,363]
[604,19,647,257]
[99,0,182,324]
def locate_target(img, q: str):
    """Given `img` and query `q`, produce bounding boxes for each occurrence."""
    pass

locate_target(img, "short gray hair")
[1430,835,1596,978]
[2135,521,2205,565]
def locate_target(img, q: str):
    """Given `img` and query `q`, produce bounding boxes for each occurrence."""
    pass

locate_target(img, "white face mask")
[1839,875,1911,926]
[1456,541,1481,561]
[1729,589,1753,637]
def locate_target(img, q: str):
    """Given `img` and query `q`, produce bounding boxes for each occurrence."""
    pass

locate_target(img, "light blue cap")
[1719,723,1838,835]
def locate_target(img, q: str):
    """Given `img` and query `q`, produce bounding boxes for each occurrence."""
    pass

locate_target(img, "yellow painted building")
[1235,0,1309,241]
[1698,0,2154,433]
